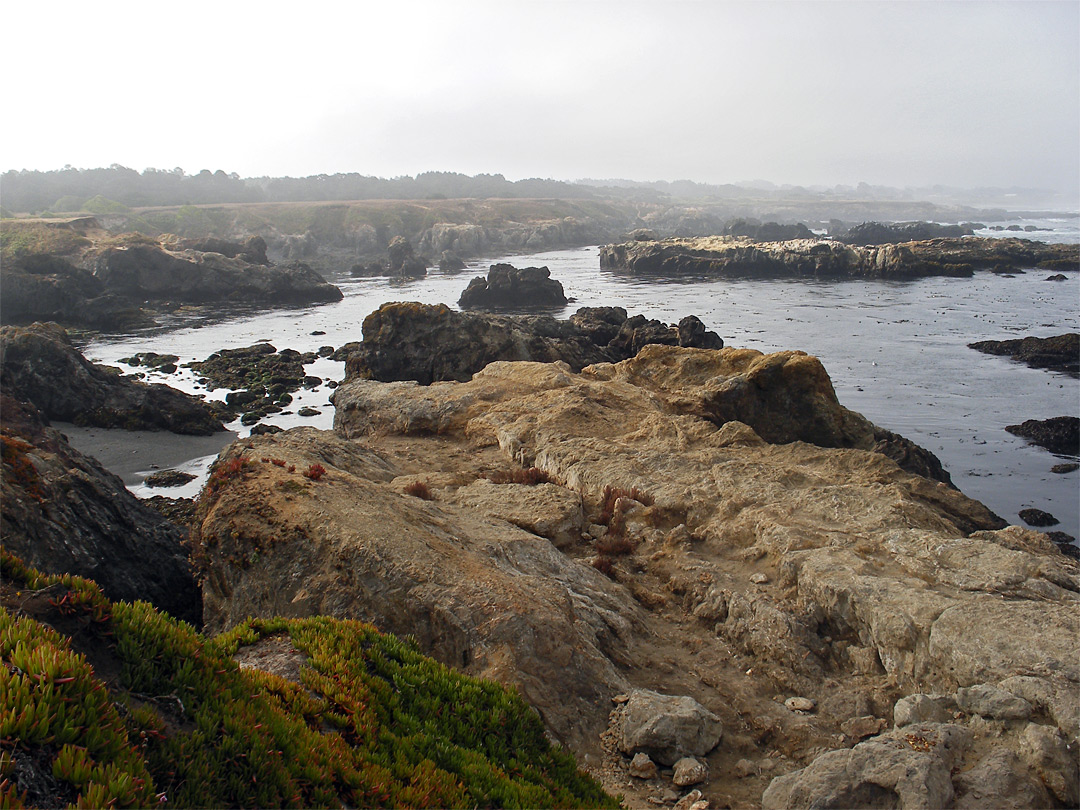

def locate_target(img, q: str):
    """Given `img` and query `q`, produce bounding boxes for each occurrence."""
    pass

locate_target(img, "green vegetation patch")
[0,551,617,809]
[0,221,90,264]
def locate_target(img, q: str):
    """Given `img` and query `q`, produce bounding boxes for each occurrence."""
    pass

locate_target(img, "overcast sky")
[2,1,1078,196]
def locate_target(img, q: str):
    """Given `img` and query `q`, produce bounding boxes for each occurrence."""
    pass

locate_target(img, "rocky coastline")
[0,219,342,330]
[599,235,1079,279]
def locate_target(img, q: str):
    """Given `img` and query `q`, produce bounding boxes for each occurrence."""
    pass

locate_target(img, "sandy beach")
[55,422,238,488]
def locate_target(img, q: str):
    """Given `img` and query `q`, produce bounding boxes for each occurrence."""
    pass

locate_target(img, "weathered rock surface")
[618,689,723,766]
[762,723,972,809]
[0,322,223,434]
[1006,415,1080,456]
[968,333,1079,376]
[599,235,1078,279]
[458,263,568,309]
[341,302,722,385]
[0,394,200,624]
[196,346,1077,805]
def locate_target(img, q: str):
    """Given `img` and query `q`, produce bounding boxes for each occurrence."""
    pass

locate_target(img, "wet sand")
[55,423,238,487]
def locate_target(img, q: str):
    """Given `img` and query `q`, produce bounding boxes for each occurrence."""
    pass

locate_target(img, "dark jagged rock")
[599,236,1078,280]
[341,302,723,385]
[1006,416,1080,456]
[722,218,815,241]
[387,236,426,277]
[1,227,341,329]
[968,333,1079,376]
[0,394,200,624]
[0,322,223,435]
[838,221,975,245]
[1045,273,1068,281]
[94,244,342,305]
[458,264,568,310]
[1019,508,1059,527]
[180,235,269,265]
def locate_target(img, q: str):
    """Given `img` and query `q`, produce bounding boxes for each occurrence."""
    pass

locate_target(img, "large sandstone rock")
[0,394,200,624]
[197,346,1077,802]
[0,322,223,434]
[599,235,1078,279]
[192,427,640,752]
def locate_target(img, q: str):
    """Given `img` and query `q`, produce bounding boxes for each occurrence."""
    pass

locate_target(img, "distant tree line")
[0,165,606,214]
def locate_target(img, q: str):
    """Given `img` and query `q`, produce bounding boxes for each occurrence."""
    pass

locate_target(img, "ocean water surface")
[82,228,1080,541]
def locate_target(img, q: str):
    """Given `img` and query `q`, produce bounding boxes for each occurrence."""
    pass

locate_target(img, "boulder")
[672,757,709,787]
[0,394,200,624]
[0,322,223,435]
[617,689,723,766]
[458,264,568,310]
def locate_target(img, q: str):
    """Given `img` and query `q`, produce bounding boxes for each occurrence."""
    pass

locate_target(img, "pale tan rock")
[628,752,658,779]
[672,789,703,810]
[672,756,708,787]
[785,697,816,713]
[447,479,584,548]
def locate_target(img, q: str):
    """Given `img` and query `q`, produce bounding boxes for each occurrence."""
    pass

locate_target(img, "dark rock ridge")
[837,221,976,245]
[722,219,815,241]
[340,302,723,385]
[0,322,223,435]
[458,263,568,310]
[968,333,1079,376]
[93,243,342,305]
[0,394,201,624]
[0,223,342,329]
[1006,416,1080,456]
[599,236,1079,279]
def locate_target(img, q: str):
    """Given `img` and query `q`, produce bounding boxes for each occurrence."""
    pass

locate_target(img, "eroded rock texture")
[192,345,1076,806]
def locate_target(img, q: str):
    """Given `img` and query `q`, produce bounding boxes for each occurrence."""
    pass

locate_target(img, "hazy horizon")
[3,1,1078,200]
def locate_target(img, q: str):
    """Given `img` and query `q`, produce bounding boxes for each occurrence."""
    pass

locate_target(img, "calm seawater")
[84,220,1080,541]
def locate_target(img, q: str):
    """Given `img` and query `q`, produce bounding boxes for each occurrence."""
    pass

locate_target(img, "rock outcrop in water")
[458,263,568,309]
[0,322,223,434]
[191,345,1075,807]
[968,333,1079,376]
[0,220,342,329]
[836,220,977,245]
[340,302,722,385]
[599,235,1079,279]
[1006,416,1080,456]
[0,394,200,624]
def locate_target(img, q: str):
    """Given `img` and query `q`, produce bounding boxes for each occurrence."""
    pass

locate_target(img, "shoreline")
[56,422,238,490]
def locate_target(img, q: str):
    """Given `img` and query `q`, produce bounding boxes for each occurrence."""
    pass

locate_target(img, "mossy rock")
[0,551,618,808]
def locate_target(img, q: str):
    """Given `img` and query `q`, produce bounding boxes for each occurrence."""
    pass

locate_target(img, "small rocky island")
[458,263,568,309]
[599,235,1079,279]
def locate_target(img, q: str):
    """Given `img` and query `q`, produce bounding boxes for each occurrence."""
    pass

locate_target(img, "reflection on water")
[84,244,1080,541]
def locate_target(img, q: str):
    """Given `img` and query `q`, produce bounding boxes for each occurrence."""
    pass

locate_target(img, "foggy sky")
[3,1,1078,197]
